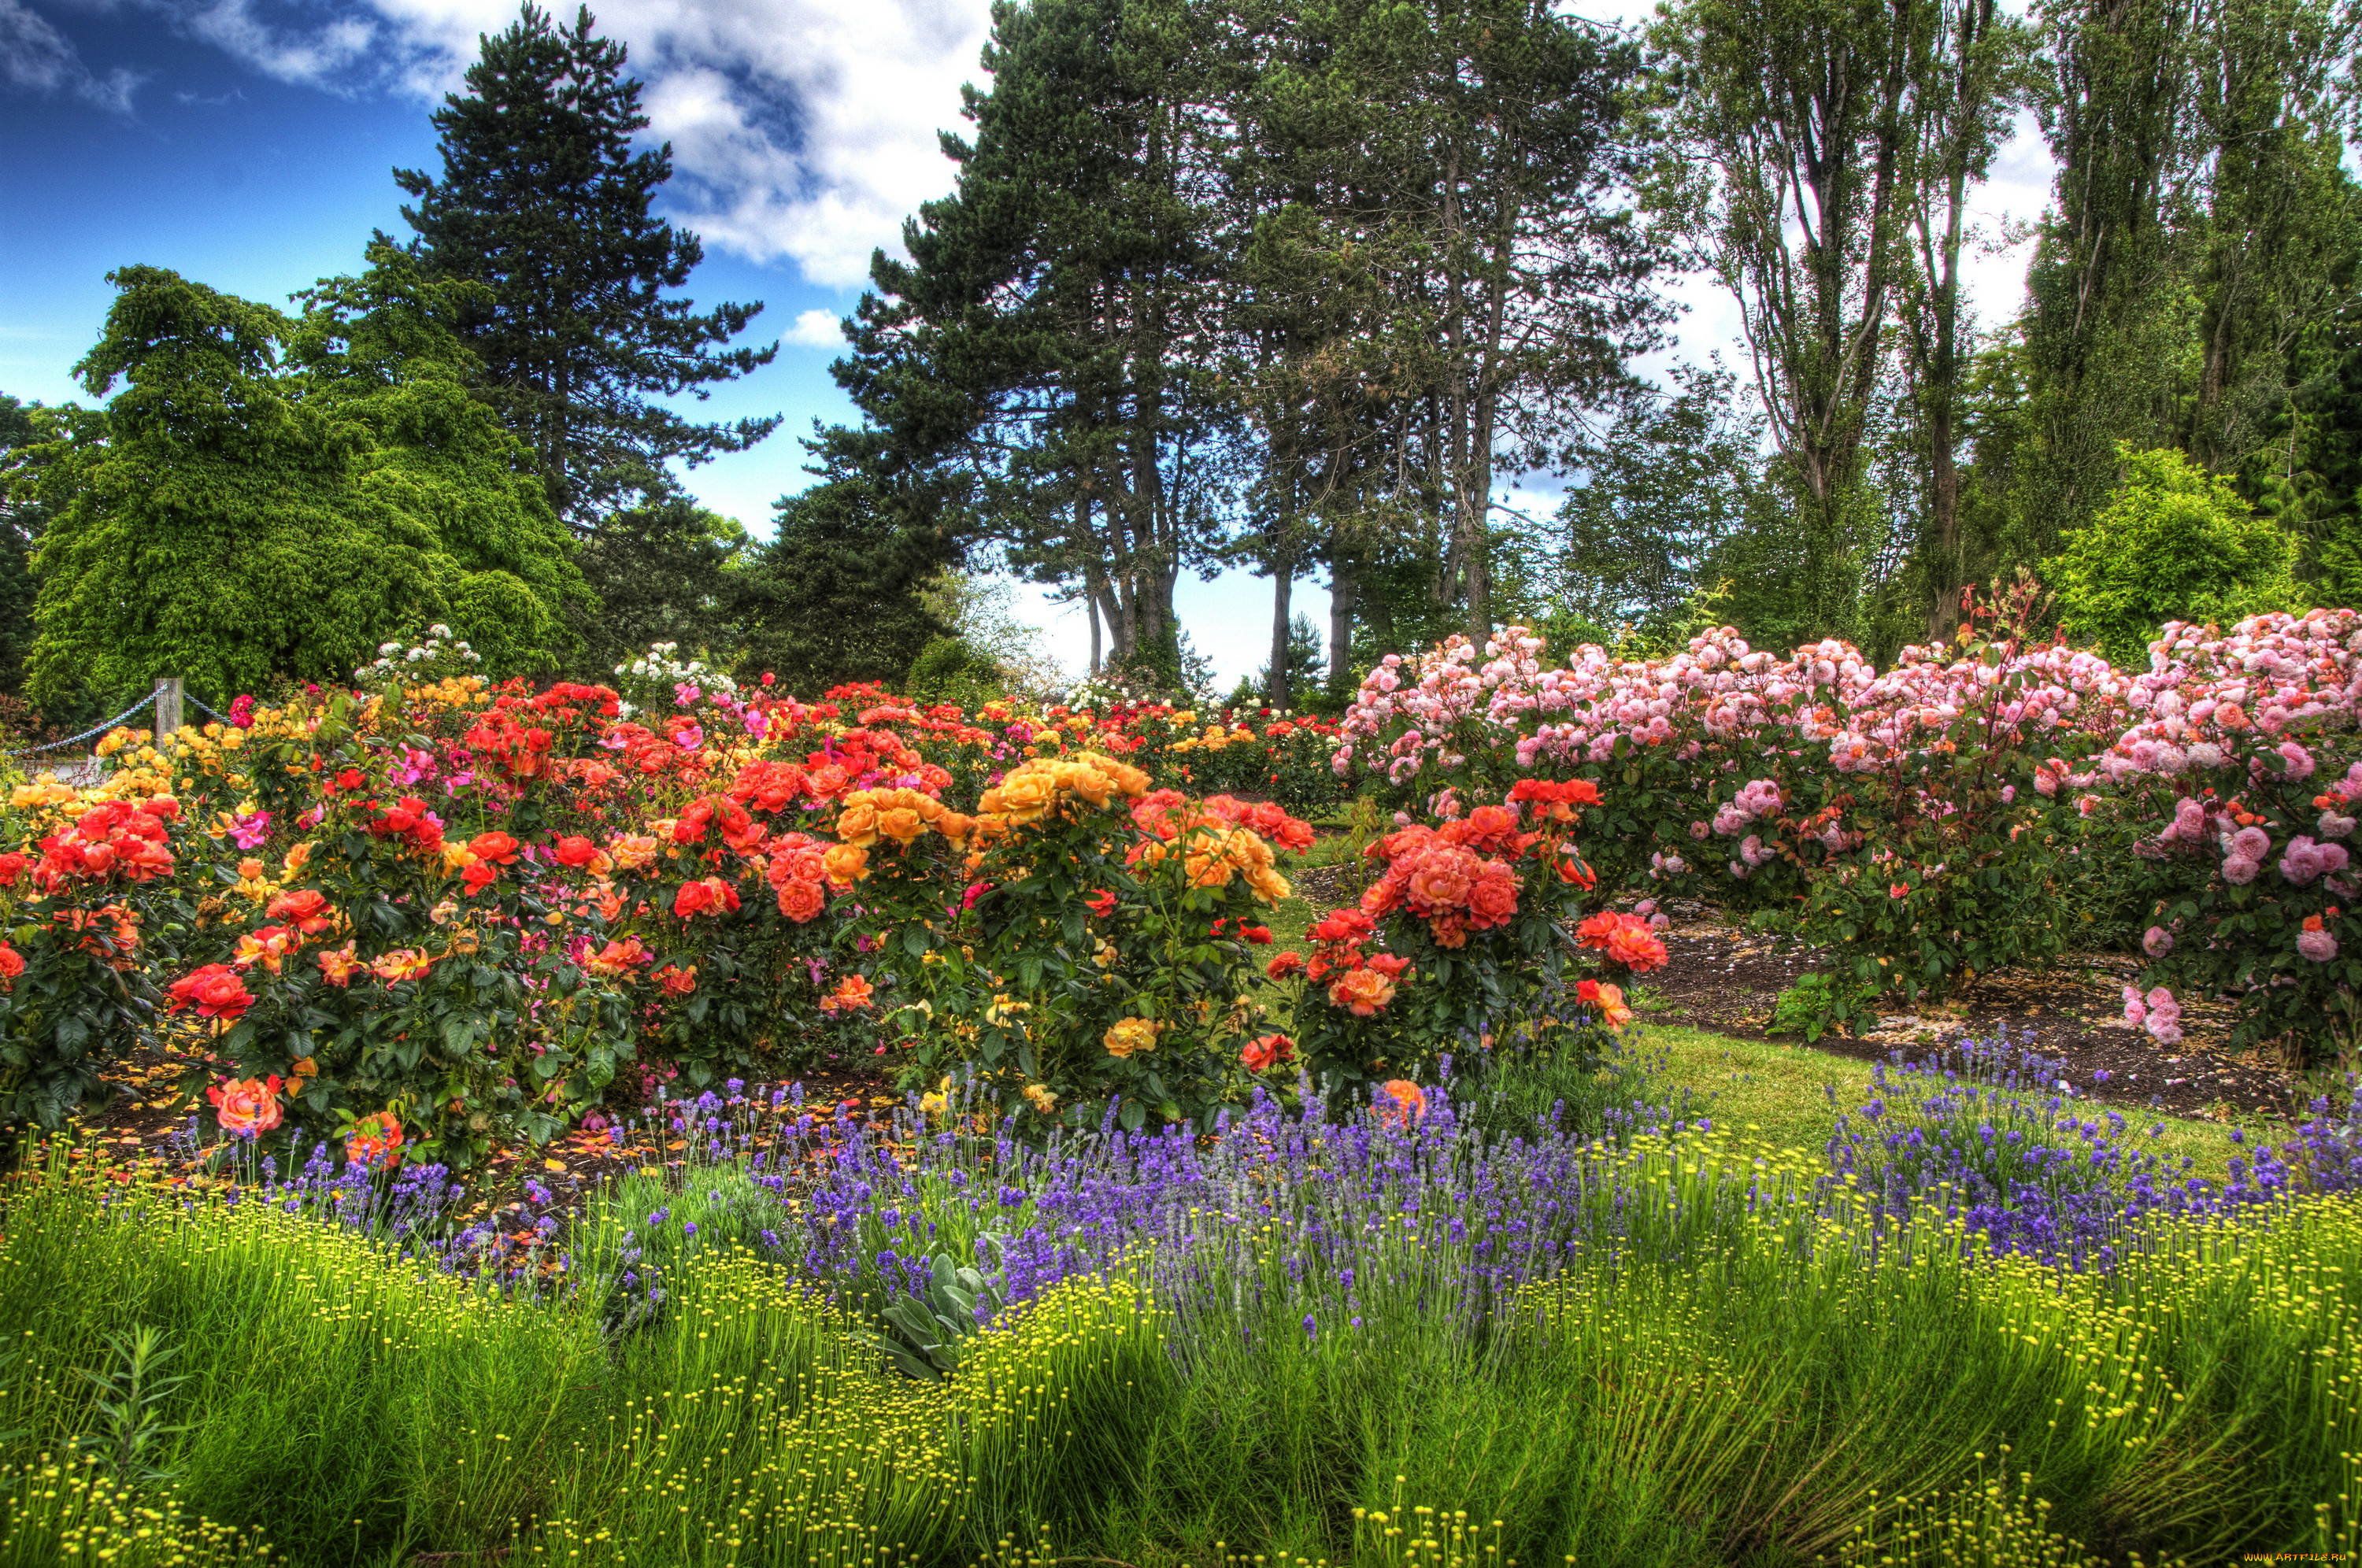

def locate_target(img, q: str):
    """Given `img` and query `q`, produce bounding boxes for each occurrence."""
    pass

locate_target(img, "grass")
[1645,1023,2270,1182]
[2,1112,2358,1567]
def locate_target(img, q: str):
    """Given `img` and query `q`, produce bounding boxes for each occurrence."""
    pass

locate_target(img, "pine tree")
[394,3,779,530]
[732,429,956,692]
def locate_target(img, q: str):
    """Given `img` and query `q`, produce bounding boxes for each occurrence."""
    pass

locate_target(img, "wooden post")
[154,677,183,750]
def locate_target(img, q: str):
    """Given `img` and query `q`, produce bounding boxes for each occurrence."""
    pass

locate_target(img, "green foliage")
[1255,612,1325,708]
[734,457,953,693]
[2046,444,2301,667]
[393,2,777,529]
[905,635,1008,710]
[1767,971,1879,1042]
[569,497,751,677]
[868,1250,1008,1382]
[20,262,588,705]
[71,1327,187,1488]
[0,398,46,701]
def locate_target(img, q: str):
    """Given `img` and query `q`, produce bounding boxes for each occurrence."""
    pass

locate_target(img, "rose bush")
[1334,579,2132,1031]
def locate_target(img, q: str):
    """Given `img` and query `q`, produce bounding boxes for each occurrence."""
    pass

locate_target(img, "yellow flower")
[1023,1083,1059,1115]
[1102,1016,1161,1058]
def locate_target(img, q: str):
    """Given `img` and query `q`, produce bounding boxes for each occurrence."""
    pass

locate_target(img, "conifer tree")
[394,3,779,530]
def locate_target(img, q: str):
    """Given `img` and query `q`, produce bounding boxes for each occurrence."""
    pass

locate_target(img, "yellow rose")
[986,769,1056,823]
[876,806,925,845]
[1102,1017,1161,1058]
[835,799,882,847]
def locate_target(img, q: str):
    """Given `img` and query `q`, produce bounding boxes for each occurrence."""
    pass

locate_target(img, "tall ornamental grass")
[3,1081,2360,1566]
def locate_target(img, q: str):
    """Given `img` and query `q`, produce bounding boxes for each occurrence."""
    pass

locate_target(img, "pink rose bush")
[2097,608,2362,1062]
[1336,579,2129,1029]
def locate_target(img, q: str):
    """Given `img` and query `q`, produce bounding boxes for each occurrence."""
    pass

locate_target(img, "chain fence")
[0,690,159,760]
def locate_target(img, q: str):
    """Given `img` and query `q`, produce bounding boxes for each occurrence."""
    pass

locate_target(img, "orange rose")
[776,878,825,923]
[1327,967,1397,1016]
[876,806,926,845]
[1376,1079,1424,1126]
[265,888,337,935]
[820,974,876,1013]
[208,1074,284,1137]
[346,1111,404,1170]
[835,798,883,847]
[317,944,363,986]
[1240,1033,1294,1072]
[1576,978,1635,1026]
[821,842,870,889]
[1603,923,1668,974]
[608,834,661,871]
[467,830,520,866]
[370,949,432,982]
[1406,849,1475,912]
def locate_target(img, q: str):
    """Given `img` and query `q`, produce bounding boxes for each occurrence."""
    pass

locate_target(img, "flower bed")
[1335,589,2362,1061]
[2,1027,2358,1566]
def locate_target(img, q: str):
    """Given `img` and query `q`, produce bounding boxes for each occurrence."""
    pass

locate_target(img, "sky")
[0,0,2058,689]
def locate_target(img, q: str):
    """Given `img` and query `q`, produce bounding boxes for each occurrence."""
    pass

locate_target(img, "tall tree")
[569,497,752,675]
[394,3,779,531]
[1651,0,1930,642]
[732,427,957,693]
[1513,363,1767,648]
[1894,0,2036,640]
[0,397,48,698]
[845,0,1238,686]
[15,264,587,704]
[2008,0,2208,560]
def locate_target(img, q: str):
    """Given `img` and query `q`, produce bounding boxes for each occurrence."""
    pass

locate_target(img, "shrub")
[2045,444,2303,670]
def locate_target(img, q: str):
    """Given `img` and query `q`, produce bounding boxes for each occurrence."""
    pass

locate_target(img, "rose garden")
[0,592,2353,1566]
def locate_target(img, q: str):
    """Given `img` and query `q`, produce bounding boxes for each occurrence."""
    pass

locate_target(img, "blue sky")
[2,0,2053,687]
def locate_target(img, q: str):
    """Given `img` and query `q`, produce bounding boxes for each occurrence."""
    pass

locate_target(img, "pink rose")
[2142,926,2174,958]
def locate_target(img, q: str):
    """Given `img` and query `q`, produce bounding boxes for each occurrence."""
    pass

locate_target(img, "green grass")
[1643,1023,2268,1182]
[3,1128,2359,1566]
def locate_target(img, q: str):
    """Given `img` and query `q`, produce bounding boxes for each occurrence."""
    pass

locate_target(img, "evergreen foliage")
[19,262,587,705]
[394,3,778,529]
[733,436,953,693]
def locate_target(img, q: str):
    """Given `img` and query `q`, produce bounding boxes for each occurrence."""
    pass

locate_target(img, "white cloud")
[783,306,846,347]
[2,0,144,112]
[129,0,995,286]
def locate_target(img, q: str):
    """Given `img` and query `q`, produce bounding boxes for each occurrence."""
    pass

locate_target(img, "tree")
[394,3,778,529]
[2008,0,2209,561]
[0,397,48,698]
[733,435,956,693]
[20,264,587,704]
[1235,0,1669,652]
[1255,611,1325,706]
[568,497,751,676]
[1894,0,2036,640]
[1512,364,1766,649]
[2045,444,2300,666]
[843,0,1237,685]
[1650,0,1929,642]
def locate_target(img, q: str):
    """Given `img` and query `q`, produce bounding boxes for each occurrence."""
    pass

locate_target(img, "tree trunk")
[1327,560,1357,697]
[1267,564,1294,710]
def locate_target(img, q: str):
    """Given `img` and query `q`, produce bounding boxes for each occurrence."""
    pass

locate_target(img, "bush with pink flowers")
[1335,578,2132,1030]
[2086,608,2362,1063]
